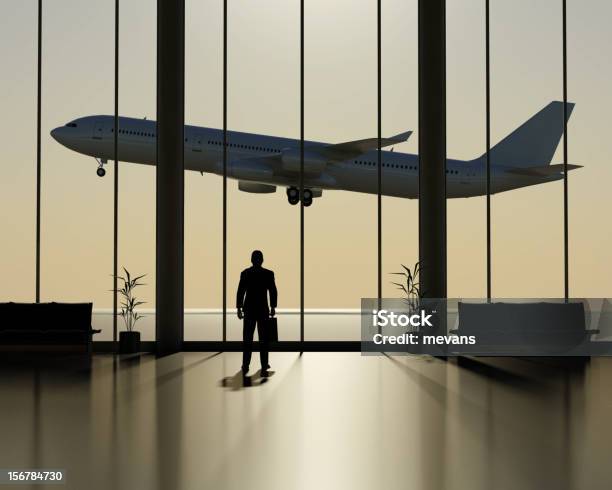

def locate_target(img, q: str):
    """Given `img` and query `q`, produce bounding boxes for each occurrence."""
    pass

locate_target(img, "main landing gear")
[95,158,108,177]
[286,187,313,207]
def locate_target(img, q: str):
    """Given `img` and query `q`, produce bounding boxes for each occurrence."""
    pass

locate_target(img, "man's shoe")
[261,369,271,378]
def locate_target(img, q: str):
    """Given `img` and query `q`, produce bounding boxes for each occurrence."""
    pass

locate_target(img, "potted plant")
[391,262,420,301]
[115,268,146,354]
[391,262,421,330]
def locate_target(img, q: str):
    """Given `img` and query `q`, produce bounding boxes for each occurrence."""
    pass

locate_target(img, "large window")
[2,1,611,345]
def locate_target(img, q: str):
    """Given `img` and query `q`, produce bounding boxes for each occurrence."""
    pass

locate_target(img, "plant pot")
[119,331,141,354]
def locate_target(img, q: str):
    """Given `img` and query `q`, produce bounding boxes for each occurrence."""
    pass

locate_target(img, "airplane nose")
[50,127,64,143]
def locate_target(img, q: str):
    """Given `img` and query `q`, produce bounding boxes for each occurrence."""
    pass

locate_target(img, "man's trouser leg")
[242,316,256,371]
[256,318,269,369]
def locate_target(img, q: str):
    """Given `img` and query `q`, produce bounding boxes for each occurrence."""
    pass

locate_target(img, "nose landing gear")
[286,186,313,207]
[95,158,108,177]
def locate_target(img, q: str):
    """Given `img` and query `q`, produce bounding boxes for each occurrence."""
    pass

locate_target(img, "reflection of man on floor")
[236,250,277,377]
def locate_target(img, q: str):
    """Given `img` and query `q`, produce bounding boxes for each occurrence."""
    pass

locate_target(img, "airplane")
[51,101,580,207]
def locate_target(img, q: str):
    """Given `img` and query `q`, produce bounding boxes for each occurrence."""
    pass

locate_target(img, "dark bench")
[451,301,597,355]
[0,302,100,354]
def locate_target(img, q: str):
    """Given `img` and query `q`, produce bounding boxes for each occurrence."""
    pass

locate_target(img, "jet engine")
[238,181,276,193]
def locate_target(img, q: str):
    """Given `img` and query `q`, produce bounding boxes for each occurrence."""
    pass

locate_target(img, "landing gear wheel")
[302,188,313,207]
[95,157,107,177]
[287,186,300,205]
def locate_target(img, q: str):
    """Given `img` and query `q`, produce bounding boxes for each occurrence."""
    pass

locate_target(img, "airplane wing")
[317,131,412,162]
[224,130,412,180]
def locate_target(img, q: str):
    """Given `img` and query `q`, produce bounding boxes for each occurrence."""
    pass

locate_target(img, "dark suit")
[236,266,278,371]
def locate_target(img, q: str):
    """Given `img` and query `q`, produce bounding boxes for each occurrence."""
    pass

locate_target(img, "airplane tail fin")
[482,101,574,168]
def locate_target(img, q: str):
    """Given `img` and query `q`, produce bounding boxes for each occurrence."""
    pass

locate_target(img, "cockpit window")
[66,123,77,128]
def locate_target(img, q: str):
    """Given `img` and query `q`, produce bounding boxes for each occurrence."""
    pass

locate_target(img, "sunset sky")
[1,0,612,316]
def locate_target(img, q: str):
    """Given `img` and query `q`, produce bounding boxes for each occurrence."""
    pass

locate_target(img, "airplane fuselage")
[51,115,565,200]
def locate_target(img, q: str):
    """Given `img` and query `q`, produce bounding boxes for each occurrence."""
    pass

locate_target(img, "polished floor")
[1,352,612,490]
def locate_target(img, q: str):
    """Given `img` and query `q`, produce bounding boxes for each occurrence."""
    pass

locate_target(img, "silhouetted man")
[236,250,277,377]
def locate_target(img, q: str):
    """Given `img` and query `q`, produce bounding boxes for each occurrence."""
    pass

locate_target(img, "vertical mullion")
[155,0,186,353]
[223,0,228,342]
[36,0,42,303]
[417,0,447,301]
[485,0,491,300]
[300,0,305,344]
[562,0,569,300]
[377,0,382,309]
[113,0,119,347]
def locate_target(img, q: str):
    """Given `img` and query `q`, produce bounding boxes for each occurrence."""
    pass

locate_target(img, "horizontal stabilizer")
[318,131,412,162]
[505,163,582,177]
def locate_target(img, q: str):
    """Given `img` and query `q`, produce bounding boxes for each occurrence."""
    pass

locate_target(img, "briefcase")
[266,317,279,343]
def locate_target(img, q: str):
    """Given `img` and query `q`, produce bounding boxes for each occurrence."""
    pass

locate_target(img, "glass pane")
[382,0,419,308]
[184,0,223,341]
[227,0,300,342]
[567,1,612,298]
[491,0,564,297]
[447,0,487,298]
[305,0,377,341]
[115,0,156,340]
[40,0,114,338]
[0,4,37,302]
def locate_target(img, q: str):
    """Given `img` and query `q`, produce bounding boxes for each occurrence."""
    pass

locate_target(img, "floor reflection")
[0,353,610,490]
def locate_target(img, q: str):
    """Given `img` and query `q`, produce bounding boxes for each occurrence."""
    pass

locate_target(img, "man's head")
[251,250,264,267]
